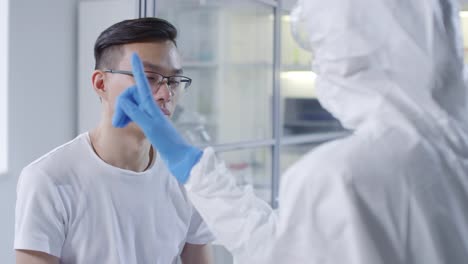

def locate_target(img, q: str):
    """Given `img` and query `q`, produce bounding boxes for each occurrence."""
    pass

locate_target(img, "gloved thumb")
[113,85,139,128]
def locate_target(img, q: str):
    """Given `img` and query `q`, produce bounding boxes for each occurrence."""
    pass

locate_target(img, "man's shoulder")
[21,133,89,181]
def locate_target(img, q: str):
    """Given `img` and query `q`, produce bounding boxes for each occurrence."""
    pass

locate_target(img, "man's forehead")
[141,60,183,74]
[120,42,183,74]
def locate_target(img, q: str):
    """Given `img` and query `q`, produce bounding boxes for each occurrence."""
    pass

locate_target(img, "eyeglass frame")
[103,69,192,96]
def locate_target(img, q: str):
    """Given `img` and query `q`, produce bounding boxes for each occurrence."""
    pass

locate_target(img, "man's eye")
[168,80,180,85]
[146,76,161,85]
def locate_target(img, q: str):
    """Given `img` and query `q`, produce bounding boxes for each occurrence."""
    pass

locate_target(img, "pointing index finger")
[131,53,153,103]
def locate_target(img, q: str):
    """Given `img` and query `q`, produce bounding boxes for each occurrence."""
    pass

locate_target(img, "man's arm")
[15,168,66,263]
[180,243,213,264]
[16,250,59,264]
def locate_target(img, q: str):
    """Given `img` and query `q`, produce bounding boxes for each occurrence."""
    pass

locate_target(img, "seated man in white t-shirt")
[14,17,215,264]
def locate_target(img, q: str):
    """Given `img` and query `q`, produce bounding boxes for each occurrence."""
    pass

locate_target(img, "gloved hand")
[112,53,203,184]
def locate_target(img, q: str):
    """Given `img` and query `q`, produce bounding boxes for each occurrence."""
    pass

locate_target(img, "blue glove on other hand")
[112,53,202,184]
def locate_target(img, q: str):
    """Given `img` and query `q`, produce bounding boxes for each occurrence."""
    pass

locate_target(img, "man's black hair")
[94,17,178,70]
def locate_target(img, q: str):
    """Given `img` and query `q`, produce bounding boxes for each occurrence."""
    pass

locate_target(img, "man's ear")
[92,70,107,101]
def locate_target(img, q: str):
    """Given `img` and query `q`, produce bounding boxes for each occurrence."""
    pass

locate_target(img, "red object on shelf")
[228,162,249,170]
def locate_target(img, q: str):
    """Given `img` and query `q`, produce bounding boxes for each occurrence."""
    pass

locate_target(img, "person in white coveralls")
[113,0,468,263]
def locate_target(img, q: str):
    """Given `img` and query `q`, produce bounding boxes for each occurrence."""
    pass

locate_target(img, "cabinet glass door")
[156,0,275,146]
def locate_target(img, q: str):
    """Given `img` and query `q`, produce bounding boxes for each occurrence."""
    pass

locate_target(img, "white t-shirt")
[14,133,214,264]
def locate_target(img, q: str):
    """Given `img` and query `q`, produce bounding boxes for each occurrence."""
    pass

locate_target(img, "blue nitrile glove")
[112,53,203,184]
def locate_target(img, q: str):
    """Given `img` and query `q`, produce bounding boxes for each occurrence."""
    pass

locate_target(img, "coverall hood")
[292,0,468,151]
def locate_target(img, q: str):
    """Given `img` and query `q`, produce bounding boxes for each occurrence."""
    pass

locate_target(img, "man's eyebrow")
[142,61,183,75]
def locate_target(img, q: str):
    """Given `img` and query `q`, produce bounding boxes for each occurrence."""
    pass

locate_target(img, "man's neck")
[89,122,153,173]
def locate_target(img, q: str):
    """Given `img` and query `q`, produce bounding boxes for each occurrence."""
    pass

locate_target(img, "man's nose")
[153,82,172,102]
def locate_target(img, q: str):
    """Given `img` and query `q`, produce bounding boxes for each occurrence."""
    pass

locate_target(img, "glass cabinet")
[154,0,346,212]
[156,0,275,145]
[153,1,347,262]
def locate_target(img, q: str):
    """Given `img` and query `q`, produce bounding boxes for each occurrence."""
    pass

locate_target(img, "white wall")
[0,0,79,261]
[78,1,135,133]
[0,0,8,174]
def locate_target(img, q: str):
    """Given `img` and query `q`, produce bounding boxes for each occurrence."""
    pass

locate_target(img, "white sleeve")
[185,205,216,245]
[185,147,385,264]
[14,167,66,257]
[185,148,278,263]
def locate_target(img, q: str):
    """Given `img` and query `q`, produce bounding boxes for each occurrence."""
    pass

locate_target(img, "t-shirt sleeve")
[14,166,66,257]
[186,204,216,245]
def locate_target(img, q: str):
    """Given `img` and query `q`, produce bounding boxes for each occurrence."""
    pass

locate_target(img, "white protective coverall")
[185,0,468,263]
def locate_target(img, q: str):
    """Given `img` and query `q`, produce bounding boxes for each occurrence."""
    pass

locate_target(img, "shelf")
[225,62,273,69]
[184,61,275,69]
[184,61,218,67]
[184,61,219,68]
[202,62,308,72]
[172,1,223,10]
[282,64,312,72]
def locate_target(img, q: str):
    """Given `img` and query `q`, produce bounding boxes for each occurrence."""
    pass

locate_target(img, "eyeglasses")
[103,69,192,97]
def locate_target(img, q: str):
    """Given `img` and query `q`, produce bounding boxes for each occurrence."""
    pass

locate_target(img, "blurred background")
[1,0,468,263]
